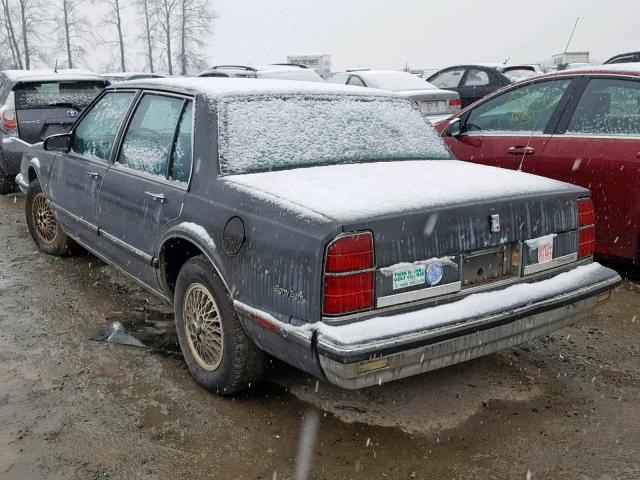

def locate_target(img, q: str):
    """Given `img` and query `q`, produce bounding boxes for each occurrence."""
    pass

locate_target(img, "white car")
[327,69,461,123]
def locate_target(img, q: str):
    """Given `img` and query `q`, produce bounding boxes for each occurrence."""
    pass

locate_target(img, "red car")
[437,64,640,264]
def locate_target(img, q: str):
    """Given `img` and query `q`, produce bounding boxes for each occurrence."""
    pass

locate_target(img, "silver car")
[327,69,460,122]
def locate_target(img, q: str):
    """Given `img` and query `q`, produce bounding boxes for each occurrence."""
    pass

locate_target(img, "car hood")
[221,160,585,224]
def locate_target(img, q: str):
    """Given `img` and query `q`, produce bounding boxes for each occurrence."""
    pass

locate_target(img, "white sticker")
[538,241,553,264]
[392,266,426,290]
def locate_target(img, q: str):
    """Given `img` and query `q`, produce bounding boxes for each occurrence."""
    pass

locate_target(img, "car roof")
[547,63,640,77]
[201,64,311,75]
[347,69,415,78]
[102,72,166,79]
[110,77,398,99]
[1,69,106,83]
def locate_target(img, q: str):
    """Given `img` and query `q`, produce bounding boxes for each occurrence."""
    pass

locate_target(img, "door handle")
[636,152,640,158]
[145,192,166,203]
[86,172,100,179]
[507,146,535,155]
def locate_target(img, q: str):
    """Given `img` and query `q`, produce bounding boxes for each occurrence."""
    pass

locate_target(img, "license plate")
[420,101,446,114]
[392,265,426,290]
[538,241,553,264]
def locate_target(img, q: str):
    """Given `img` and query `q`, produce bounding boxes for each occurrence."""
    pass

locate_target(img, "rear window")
[217,95,452,175]
[13,80,107,110]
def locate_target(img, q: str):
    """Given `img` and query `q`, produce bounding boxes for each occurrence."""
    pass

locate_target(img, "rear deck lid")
[13,79,108,143]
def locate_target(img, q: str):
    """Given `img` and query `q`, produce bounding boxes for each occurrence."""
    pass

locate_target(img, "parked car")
[18,77,619,394]
[427,64,539,108]
[198,64,324,82]
[102,72,166,82]
[436,64,640,264]
[0,69,109,194]
[604,51,640,64]
[327,69,461,122]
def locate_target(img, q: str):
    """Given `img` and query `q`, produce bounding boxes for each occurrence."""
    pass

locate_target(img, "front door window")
[71,92,135,161]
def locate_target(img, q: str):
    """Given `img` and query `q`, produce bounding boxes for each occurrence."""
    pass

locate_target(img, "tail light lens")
[323,232,374,315]
[448,98,462,108]
[577,198,595,258]
[0,91,17,136]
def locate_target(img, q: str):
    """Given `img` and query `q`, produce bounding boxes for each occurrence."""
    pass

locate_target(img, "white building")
[286,54,332,79]
[552,51,590,67]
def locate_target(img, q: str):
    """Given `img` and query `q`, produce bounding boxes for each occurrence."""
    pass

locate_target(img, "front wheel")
[25,178,77,255]
[174,255,265,395]
[0,167,14,194]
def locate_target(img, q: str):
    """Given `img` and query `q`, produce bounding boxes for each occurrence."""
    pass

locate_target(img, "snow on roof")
[222,159,581,223]
[564,63,640,75]
[1,69,104,82]
[115,77,397,98]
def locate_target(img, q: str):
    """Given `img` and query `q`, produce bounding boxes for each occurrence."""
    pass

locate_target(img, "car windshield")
[364,72,436,91]
[13,80,107,110]
[217,94,452,175]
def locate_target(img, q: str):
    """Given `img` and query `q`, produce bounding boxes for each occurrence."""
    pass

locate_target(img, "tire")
[0,167,13,195]
[25,178,77,256]
[174,255,265,395]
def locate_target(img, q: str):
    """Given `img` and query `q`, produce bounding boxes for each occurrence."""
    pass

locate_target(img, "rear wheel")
[174,255,265,395]
[25,178,77,255]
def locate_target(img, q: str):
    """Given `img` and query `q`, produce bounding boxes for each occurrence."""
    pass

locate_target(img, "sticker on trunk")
[392,266,426,290]
[538,241,553,264]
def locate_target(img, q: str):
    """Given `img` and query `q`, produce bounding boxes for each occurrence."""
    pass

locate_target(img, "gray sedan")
[327,69,461,122]
[18,78,620,394]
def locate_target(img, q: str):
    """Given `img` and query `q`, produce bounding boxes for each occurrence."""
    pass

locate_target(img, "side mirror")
[447,118,463,137]
[44,133,71,152]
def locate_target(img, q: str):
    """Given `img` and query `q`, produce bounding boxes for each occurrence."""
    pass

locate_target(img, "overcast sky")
[204,0,637,71]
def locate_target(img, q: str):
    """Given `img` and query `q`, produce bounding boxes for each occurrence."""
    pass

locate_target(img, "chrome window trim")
[556,133,640,140]
[376,281,462,308]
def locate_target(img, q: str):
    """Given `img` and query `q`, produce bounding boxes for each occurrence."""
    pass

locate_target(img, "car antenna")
[503,56,510,64]
[517,16,579,172]
[54,58,58,74]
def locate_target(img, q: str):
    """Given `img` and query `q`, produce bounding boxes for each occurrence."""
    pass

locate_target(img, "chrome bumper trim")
[523,253,578,275]
[376,281,461,308]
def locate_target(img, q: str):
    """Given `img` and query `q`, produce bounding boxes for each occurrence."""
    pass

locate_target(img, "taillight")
[323,232,374,315]
[448,98,461,108]
[0,92,17,136]
[577,198,595,258]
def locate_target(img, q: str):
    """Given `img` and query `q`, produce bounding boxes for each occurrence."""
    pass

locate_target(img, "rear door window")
[117,93,186,179]
[464,79,572,133]
[429,68,465,88]
[71,91,135,161]
[567,78,640,136]
[463,69,490,86]
[14,81,107,110]
[169,101,193,184]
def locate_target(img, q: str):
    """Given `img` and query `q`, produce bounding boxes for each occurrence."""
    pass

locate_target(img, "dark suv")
[0,69,108,194]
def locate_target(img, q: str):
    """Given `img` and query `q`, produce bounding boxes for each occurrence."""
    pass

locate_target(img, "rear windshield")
[217,95,452,175]
[364,72,436,91]
[13,80,107,110]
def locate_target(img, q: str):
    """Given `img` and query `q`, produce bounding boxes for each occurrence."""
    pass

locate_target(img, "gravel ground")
[0,192,639,480]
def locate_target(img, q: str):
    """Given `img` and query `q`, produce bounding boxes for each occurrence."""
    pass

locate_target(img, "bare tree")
[0,0,23,69]
[99,0,126,71]
[16,0,49,69]
[136,0,155,73]
[152,0,179,75]
[177,0,215,75]
[53,0,89,69]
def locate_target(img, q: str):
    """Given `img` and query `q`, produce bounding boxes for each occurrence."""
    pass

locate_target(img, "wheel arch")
[158,233,229,301]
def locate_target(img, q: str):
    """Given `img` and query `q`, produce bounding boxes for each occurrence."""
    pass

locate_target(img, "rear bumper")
[236,262,621,390]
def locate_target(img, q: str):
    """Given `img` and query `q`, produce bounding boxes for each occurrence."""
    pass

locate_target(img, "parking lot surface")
[1,192,639,480]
